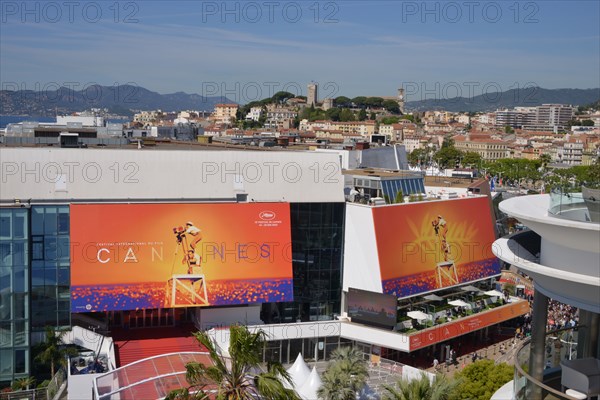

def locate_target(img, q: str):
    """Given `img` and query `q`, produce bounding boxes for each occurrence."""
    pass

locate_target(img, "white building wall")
[339,322,410,352]
[342,204,383,293]
[57,115,104,127]
[0,148,344,203]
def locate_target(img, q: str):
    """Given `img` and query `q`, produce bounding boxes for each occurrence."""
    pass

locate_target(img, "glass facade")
[262,336,352,364]
[30,206,71,330]
[261,203,345,324]
[0,208,30,384]
[381,178,426,199]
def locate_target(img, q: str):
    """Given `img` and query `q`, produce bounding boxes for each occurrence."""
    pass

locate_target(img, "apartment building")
[299,120,376,137]
[453,134,510,161]
[245,107,263,122]
[496,104,574,131]
[212,103,239,125]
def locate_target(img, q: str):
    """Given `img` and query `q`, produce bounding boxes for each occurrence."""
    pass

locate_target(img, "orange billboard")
[409,300,530,351]
[70,203,293,312]
[372,197,500,298]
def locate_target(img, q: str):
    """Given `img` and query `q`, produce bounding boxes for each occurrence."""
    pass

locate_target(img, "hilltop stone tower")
[397,88,405,114]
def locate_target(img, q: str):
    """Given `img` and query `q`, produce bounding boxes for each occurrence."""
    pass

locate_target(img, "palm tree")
[166,325,300,400]
[540,153,551,168]
[382,373,459,400]
[34,326,78,377]
[317,346,369,400]
[12,376,36,391]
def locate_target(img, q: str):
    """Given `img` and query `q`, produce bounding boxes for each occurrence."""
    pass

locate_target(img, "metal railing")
[46,368,66,400]
[0,388,48,400]
[513,326,582,400]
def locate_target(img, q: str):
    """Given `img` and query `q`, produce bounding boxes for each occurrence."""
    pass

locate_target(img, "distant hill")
[2,84,598,116]
[0,84,236,117]
[405,87,600,112]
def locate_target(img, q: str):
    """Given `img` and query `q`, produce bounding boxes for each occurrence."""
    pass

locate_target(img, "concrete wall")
[0,148,344,203]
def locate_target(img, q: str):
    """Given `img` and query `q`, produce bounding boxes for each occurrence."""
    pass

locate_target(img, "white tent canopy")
[484,290,504,297]
[423,294,444,301]
[460,285,482,292]
[286,353,310,390]
[448,299,470,308]
[407,311,429,320]
[297,366,322,400]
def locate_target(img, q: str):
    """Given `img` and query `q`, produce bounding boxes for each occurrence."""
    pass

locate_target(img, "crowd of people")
[546,300,578,331]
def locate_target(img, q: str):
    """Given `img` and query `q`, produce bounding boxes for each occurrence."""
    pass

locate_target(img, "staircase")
[112,326,201,367]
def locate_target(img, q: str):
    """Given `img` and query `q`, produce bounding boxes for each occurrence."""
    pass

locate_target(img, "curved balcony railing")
[549,189,600,223]
[514,326,582,400]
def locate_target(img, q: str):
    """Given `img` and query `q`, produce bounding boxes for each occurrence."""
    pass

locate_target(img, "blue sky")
[1,1,599,102]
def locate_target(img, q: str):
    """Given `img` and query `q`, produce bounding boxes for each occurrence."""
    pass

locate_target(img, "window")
[0,211,12,239]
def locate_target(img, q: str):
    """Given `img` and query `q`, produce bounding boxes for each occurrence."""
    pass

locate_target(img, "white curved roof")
[286,353,311,389]
[495,194,600,312]
[297,367,322,400]
[493,235,600,313]
[499,194,599,252]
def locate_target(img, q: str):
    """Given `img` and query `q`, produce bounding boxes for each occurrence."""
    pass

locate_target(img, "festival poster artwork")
[372,197,501,298]
[70,203,293,312]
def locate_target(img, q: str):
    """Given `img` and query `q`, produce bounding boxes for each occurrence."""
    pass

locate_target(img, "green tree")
[339,108,355,122]
[462,152,482,168]
[581,119,595,126]
[483,158,541,183]
[382,116,401,125]
[435,146,463,169]
[334,96,351,107]
[271,91,295,104]
[584,160,600,188]
[450,359,513,400]
[408,148,430,166]
[34,326,78,377]
[352,96,368,108]
[383,99,401,114]
[383,373,459,400]
[441,137,455,148]
[317,347,368,400]
[503,283,516,296]
[167,325,299,400]
[504,125,514,134]
[326,107,341,121]
[358,109,367,121]
[370,112,377,120]
[395,190,405,204]
[365,97,384,108]
[539,154,552,170]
